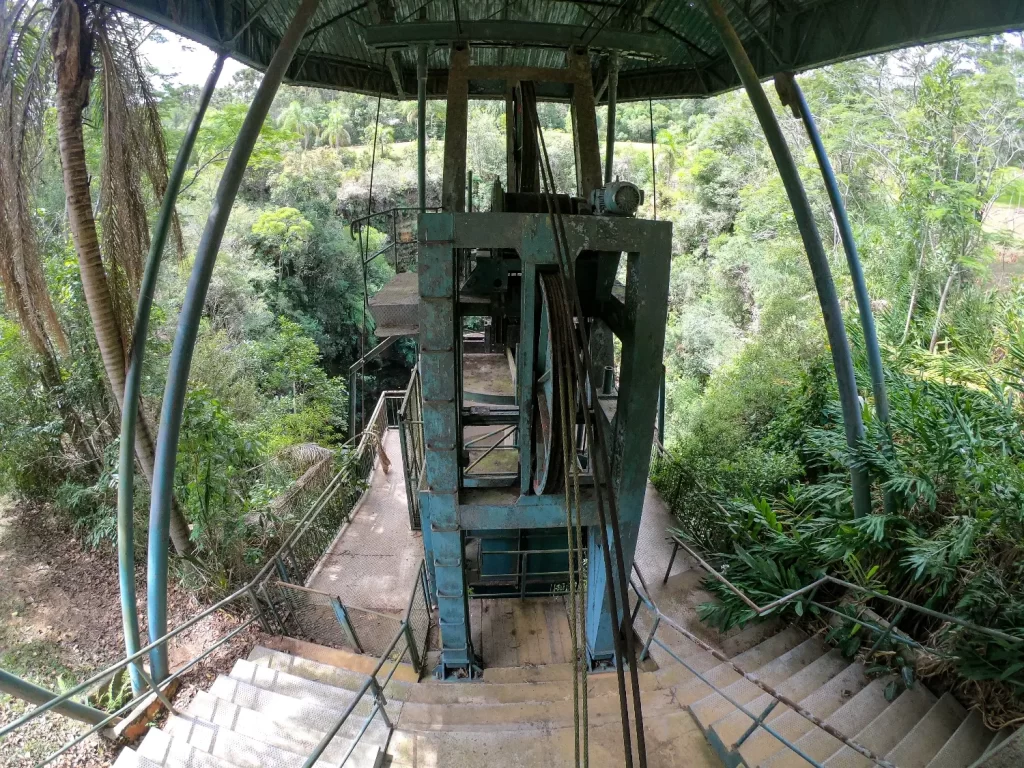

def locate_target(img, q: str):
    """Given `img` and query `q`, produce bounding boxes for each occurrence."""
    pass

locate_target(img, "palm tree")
[277,99,318,149]
[51,0,192,555]
[322,103,350,148]
[0,0,101,467]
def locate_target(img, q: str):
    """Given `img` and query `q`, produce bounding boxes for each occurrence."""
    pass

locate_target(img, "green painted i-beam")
[700,0,873,518]
[146,0,324,682]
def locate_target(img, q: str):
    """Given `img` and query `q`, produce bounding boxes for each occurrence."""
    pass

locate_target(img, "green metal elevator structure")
[404,48,672,677]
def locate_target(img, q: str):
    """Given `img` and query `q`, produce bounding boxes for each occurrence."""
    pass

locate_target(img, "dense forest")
[1,0,1023,725]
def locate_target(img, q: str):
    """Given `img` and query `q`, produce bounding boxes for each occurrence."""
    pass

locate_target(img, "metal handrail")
[349,205,439,234]
[1,392,405,766]
[651,441,1024,647]
[629,575,897,768]
[302,560,428,768]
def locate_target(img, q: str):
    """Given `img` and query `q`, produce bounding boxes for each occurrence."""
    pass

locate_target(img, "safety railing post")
[403,622,420,672]
[735,699,779,750]
[245,585,272,633]
[640,615,660,662]
[330,597,363,653]
[369,678,393,728]
[260,582,288,634]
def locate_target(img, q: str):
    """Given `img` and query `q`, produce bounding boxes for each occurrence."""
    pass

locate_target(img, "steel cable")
[529,100,648,768]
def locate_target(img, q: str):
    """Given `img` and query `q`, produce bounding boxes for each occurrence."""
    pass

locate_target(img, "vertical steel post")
[658,364,666,446]
[417,43,428,213]
[116,55,224,695]
[146,0,324,682]
[700,0,872,517]
[778,72,895,514]
[603,52,619,184]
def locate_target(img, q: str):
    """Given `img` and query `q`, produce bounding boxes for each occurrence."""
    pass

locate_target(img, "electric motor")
[589,180,644,217]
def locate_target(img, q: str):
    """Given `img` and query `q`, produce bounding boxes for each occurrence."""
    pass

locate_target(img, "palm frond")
[0,0,67,356]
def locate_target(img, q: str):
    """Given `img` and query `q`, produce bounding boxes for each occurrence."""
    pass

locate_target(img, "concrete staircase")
[646,624,1012,768]
[112,627,1010,768]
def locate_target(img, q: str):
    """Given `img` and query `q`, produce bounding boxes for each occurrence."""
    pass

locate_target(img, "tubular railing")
[300,559,430,768]
[645,441,1024,765]
[0,390,411,768]
[350,206,439,273]
[398,365,424,529]
[628,573,897,768]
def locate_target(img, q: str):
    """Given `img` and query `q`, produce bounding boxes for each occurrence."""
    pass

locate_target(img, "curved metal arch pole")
[700,0,872,518]
[777,73,896,515]
[118,53,225,695]
[146,0,323,682]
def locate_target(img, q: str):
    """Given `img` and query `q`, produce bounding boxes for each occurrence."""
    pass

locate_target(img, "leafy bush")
[662,350,1024,701]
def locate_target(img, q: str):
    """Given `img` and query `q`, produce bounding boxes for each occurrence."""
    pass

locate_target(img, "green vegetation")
[647,40,1024,719]
[1,0,1023,718]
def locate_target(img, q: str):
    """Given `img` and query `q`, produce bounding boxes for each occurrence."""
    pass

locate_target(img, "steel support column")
[416,43,427,213]
[146,0,323,682]
[776,72,895,514]
[586,236,671,662]
[117,54,223,696]
[700,0,872,518]
[603,52,619,184]
[441,45,469,213]
[419,213,476,678]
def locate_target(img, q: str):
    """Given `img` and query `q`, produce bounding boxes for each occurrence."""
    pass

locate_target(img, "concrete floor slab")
[307,430,422,616]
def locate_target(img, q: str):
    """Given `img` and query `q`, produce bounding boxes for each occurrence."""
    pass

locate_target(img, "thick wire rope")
[530,99,648,768]
[555,283,582,767]
[359,77,384,434]
[555,275,590,767]
[549,274,589,768]
[648,96,657,220]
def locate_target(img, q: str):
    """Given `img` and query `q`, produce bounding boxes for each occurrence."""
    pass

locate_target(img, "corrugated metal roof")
[104,0,1024,100]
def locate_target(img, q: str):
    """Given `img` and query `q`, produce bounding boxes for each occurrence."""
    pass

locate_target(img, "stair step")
[386,709,720,768]
[927,709,994,768]
[711,648,849,750]
[209,676,389,743]
[823,683,937,768]
[165,713,382,768]
[722,619,785,658]
[395,684,680,732]
[984,726,1015,756]
[736,662,871,767]
[886,692,966,768]
[264,637,419,683]
[691,636,829,732]
[760,677,899,768]
[673,626,809,707]
[229,657,403,724]
[136,727,258,768]
[249,647,375,694]
[482,664,576,683]
[113,748,166,768]
[185,690,386,763]
[650,649,721,690]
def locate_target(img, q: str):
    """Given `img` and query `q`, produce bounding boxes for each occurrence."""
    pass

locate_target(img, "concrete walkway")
[307,429,423,616]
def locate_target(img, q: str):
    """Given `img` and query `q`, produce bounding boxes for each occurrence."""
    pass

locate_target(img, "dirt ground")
[0,498,265,767]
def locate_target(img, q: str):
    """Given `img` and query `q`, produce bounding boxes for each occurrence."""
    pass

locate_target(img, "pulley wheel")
[532,274,573,494]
